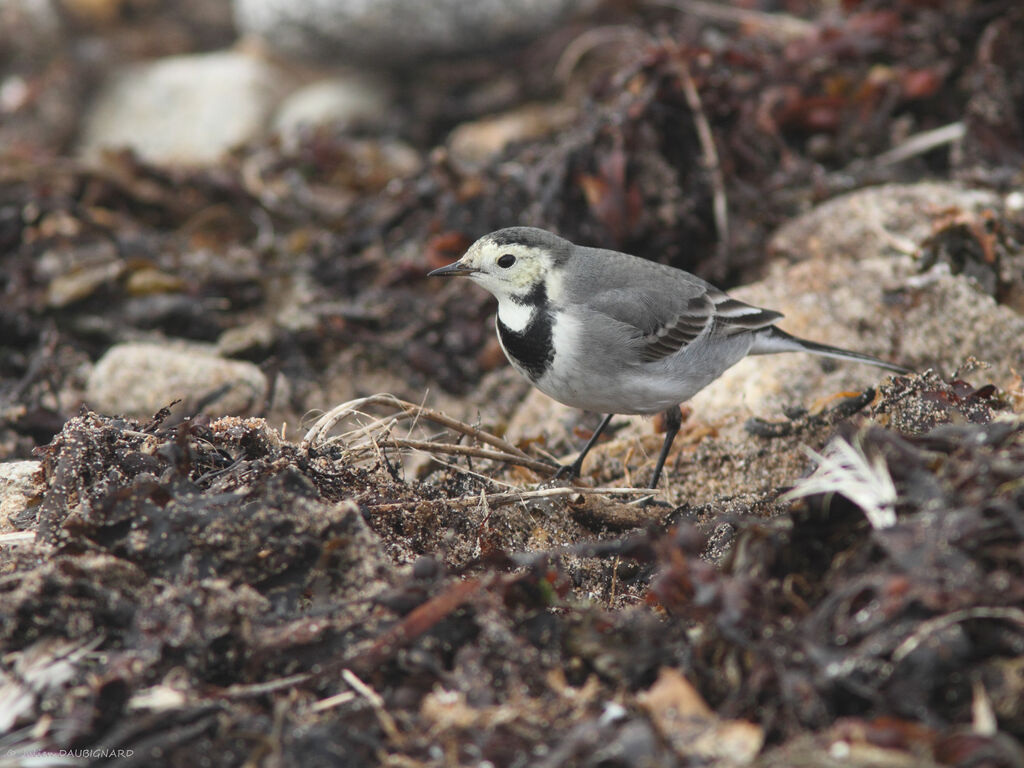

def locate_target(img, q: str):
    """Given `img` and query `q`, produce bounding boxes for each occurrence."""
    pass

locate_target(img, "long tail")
[750,327,911,374]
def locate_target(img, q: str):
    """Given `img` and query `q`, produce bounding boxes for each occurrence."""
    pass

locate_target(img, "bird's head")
[428,227,571,302]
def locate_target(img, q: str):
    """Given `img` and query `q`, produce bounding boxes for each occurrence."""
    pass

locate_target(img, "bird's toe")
[552,463,580,481]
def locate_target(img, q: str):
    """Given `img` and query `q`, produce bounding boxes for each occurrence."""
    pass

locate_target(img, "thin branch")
[220,673,312,699]
[385,437,555,476]
[341,669,403,745]
[892,606,1024,663]
[651,0,815,42]
[869,122,965,168]
[366,485,656,512]
[303,393,531,460]
[405,388,431,440]
[555,25,651,83]
[677,58,730,267]
[420,453,521,489]
[308,691,357,713]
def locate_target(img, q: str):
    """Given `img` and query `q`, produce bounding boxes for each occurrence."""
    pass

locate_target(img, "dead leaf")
[639,667,764,764]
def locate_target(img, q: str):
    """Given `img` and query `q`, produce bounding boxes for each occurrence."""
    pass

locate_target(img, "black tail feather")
[752,327,912,374]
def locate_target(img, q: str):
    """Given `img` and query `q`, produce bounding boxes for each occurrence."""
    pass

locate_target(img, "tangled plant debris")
[2,1,1024,766]
[2,369,1023,765]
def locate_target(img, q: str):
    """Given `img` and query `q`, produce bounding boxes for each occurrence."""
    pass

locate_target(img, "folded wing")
[580,276,782,362]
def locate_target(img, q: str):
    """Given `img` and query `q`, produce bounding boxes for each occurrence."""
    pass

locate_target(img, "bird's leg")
[648,406,682,489]
[553,413,615,480]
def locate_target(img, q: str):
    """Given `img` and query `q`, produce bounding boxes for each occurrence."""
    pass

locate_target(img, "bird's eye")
[497,254,516,268]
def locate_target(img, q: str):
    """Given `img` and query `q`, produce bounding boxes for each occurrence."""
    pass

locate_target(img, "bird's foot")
[551,462,582,482]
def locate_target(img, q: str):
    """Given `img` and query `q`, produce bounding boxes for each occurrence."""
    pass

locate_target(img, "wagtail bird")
[429,227,910,489]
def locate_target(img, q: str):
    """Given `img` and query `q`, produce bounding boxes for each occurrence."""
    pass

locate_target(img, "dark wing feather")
[561,246,784,362]
[710,293,784,335]
[638,295,714,362]
[635,291,784,362]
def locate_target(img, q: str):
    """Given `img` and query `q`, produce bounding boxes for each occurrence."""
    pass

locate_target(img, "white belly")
[527,311,754,414]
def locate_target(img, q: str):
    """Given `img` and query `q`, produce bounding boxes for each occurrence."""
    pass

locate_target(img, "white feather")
[781,435,898,529]
[496,300,535,333]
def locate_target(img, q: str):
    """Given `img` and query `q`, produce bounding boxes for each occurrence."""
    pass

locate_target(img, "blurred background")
[1,0,1022,457]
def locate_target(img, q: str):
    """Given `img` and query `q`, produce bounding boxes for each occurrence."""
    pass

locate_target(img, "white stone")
[78,50,290,165]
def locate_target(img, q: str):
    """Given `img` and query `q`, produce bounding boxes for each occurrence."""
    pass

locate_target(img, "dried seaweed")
[2,1,1024,765]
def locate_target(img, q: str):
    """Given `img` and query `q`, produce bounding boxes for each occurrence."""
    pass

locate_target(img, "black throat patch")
[496,283,553,381]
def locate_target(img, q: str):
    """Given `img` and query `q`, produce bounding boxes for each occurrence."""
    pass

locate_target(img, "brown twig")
[385,437,555,476]
[302,393,532,460]
[554,25,651,83]
[308,691,357,714]
[651,0,815,42]
[421,453,521,488]
[892,606,1024,663]
[341,669,403,745]
[866,122,965,169]
[366,485,656,512]
[219,673,313,699]
[677,57,730,271]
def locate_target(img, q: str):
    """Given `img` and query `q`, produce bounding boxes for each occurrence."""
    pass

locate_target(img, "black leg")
[553,413,615,480]
[648,406,682,489]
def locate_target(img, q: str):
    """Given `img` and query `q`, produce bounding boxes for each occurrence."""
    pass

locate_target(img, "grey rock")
[233,0,597,65]
[86,342,285,418]
[78,51,290,165]
[689,183,1023,423]
[768,182,1002,262]
[0,461,43,532]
